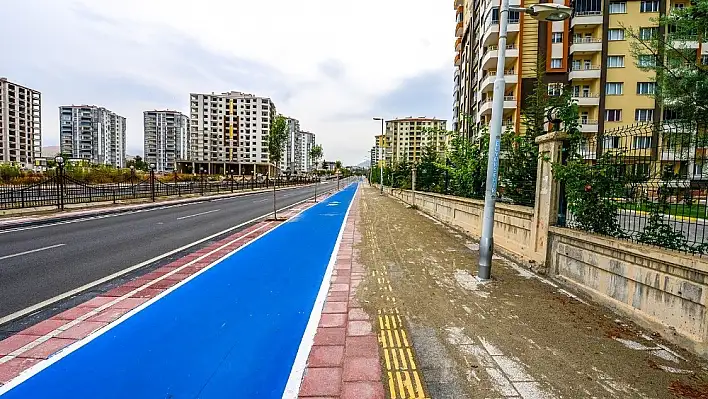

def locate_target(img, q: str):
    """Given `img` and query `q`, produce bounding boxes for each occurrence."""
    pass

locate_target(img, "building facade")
[59,105,126,167]
[383,118,448,164]
[0,78,41,169]
[299,131,316,173]
[280,118,317,174]
[187,91,275,175]
[143,110,189,173]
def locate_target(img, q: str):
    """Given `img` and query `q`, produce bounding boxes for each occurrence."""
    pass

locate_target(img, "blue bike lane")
[0,183,358,399]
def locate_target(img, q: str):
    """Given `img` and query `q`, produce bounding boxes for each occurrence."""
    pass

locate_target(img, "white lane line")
[176,209,220,220]
[0,188,339,326]
[283,184,358,398]
[0,244,66,261]
[254,198,270,203]
[0,184,321,235]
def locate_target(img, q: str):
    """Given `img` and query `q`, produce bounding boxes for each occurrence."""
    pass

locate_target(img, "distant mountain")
[356,160,371,168]
[41,146,60,157]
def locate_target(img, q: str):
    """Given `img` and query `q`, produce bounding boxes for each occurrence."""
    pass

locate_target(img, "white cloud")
[0,0,454,165]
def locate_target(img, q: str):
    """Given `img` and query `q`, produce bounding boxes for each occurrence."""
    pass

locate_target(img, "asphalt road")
[0,180,348,321]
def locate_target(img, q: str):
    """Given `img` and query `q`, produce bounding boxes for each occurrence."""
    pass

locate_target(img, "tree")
[268,114,288,177]
[626,1,708,120]
[309,144,323,174]
[335,160,343,171]
[126,156,149,171]
[417,143,443,192]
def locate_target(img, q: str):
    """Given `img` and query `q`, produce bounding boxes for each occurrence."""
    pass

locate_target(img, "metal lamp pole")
[373,117,385,194]
[477,2,572,280]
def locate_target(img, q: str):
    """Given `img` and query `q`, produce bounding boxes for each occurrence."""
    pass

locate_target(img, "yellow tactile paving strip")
[372,269,429,399]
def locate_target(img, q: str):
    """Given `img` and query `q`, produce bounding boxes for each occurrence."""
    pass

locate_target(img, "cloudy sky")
[1,0,454,165]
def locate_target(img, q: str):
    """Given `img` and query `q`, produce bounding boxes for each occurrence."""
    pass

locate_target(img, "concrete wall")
[387,189,539,263]
[377,132,708,357]
[549,227,708,357]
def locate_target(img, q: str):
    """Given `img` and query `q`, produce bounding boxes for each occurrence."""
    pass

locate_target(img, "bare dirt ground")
[355,186,708,399]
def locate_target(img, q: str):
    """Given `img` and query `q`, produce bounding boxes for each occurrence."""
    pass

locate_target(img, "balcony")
[456,37,462,52]
[572,93,600,106]
[569,65,601,80]
[456,20,463,37]
[480,70,518,92]
[571,10,603,27]
[478,96,517,115]
[668,33,699,49]
[570,37,602,54]
[455,53,461,66]
[482,20,520,46]
[661,148,691,161]
[578,119,599,133]
[481,44,518,69]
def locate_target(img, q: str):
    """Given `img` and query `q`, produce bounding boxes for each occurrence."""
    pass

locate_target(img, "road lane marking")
[254,198,270,203]
[0,184,333,235]
[176,209,220,220]
[0,186,342,326]
[0,244,66,261]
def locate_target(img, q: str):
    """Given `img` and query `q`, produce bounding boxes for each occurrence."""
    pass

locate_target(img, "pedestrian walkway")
[356,186,708,399]
[0,184,357,398]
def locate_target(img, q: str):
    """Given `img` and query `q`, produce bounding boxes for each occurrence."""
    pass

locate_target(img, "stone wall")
[549,227,708,357]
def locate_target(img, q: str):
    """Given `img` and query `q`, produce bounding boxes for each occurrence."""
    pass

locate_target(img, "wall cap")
[535,131,568,145]
[549,226,708,275]
[394,189,534,215]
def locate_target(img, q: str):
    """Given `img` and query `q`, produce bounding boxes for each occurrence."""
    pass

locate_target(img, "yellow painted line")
[398,348,408,370]
[391,314,398,329]
[413,369,425,393]
[391,346,400,369]
[388,371,397,399]
[379,330,388,348]
[394,329,402,347]
[402,371,416,396]
[407,348,418,370]
[396,371,406,396]
[378,315,385,330]
[384,348,392,370]
[401,329,410,346]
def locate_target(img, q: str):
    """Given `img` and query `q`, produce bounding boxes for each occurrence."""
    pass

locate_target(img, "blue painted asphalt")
[1,183,358,399]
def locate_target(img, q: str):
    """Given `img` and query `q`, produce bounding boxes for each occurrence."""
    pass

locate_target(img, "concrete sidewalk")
[356,186,708,398]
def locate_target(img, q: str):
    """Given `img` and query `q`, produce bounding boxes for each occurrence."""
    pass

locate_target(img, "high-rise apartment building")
[384,118,448,164]
[282,117,317,174]
[0,78,41,168]
[59,105,126,167]
[187,91,275,175]
[143,110,189,172]
[299,131,316,173]
[453,0,697,137]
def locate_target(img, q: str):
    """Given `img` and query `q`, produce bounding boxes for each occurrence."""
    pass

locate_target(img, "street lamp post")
[130,165,136,199]
[149,163,156,202]
[373,117,385,195]
[229,169,234,193]
[477,1,572,280]
[55,156,65,210]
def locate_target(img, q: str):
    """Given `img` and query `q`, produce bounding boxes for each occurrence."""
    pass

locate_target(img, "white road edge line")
[0,244,66,261]
[0,184,328,235]
[0,191,333,396]
[0,189,338,327]
[253,198,270,203]
[176,209,220,220]
[282,183,358,399]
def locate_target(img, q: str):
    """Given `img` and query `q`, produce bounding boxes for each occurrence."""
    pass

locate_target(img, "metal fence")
[0,171,317,211]
[558,119,708,254]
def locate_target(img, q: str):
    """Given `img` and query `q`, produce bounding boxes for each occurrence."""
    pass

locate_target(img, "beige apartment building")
[0,78,41,169]
[382,118,447,165]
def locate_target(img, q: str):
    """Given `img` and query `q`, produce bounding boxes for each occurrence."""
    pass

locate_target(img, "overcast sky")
[1,0,454,165]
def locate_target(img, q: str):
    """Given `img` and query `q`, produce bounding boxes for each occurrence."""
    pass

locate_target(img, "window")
[637,82,656,94]
[701,55,708,65]
[607,56,625,68]
[607,29,625,40]
[633,136,652,149]
[605,109,622,121]
[638,55,655,67]
[550,58,563,68]
[606,82,624,95]
[548,83,564,96]
[639,27,658,40]
[604,136,620,148]
[609,2,626,13]
[640,0,659,12]
[635,109,654,121]
[552,32,563,43]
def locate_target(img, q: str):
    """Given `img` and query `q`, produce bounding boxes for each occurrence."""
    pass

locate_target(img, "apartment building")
[383,118,448,164]
[186,91,276,176]
[59,105,126,167]
[453,0,705,186]
[0,78,41,169]
[143,110,189,173]
[281,118,317,174]
[299,131,316,173]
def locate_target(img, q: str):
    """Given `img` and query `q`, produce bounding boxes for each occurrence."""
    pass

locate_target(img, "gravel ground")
[355,186,708,399]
